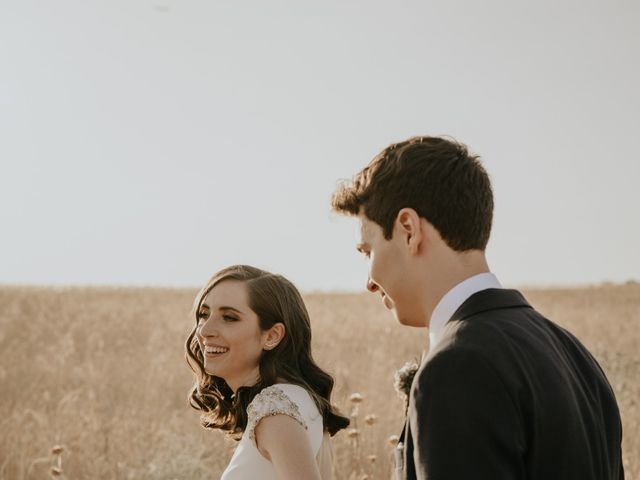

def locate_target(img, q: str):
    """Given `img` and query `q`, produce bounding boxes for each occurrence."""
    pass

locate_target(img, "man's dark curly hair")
[331,136,494,251]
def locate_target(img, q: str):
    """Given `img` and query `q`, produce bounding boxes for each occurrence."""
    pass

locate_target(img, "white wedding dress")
[221,383,332,480]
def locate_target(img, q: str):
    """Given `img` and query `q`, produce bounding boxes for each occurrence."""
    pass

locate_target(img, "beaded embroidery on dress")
[246,385,307,441]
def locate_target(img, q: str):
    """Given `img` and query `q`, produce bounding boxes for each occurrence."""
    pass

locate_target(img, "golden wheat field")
[0,284,638,479]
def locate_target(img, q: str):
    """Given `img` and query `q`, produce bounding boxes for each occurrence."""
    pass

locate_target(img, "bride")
[185,265,349,479]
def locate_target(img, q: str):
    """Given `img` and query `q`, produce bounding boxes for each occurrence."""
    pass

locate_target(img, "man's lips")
[382,293,394,310]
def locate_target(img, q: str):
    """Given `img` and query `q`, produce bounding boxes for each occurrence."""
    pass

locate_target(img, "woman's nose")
[198,318,218,338]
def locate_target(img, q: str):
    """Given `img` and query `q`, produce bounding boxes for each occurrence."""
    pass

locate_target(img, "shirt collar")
[428,272,502,350]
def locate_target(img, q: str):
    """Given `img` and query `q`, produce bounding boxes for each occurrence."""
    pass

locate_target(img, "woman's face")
[196,280,268,392]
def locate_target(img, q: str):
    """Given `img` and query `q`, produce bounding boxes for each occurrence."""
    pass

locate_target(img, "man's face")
[357,213,424,326]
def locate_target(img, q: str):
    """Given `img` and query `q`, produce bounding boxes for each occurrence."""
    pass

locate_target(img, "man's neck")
[428,272,502,350]
[423,252,490,328]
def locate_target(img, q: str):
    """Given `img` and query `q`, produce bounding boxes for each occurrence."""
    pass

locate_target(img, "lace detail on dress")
[246,385,307,441]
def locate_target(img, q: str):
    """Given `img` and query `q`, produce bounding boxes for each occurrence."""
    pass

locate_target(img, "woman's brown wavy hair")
[185,265,349,439]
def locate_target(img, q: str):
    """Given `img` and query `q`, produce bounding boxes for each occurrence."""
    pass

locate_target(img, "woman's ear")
[263,322,285,350]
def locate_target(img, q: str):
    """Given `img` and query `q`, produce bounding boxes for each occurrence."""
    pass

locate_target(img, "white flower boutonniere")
[393,361,419,414]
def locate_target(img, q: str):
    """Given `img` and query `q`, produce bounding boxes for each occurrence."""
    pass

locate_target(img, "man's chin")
[393,309,427,328]
[382,296,427,327]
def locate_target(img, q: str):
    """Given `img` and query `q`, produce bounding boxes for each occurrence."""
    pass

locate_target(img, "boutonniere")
[393,361,419,413]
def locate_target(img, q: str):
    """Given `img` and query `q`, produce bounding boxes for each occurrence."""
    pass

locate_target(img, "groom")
[331,136,624,479]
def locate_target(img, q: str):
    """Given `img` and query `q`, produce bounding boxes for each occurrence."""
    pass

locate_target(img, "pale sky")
[1,0,639,292]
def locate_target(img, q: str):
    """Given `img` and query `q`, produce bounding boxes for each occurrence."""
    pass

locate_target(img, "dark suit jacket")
[399,289,624,480]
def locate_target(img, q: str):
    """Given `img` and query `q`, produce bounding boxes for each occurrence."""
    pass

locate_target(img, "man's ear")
[263,322,285,350]
[396,208,423,255]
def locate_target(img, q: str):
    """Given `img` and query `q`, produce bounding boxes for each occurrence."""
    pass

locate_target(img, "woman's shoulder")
[246,383,315,440]
[270,383,316,403]
[250,383,318,409]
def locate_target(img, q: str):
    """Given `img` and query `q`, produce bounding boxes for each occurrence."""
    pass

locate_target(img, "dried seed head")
[347,428,360,438]
[349,392,364,404]
[387,434,400,446]
[50,466,63,477]
[367,454,377,463]
[51,445,64,455]
[364,414,377,425]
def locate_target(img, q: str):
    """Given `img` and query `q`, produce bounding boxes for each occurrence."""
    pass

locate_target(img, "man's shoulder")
[413,296,593,399]
[449,290,565,349]
[450,288,544,326]
[413,304,550,393]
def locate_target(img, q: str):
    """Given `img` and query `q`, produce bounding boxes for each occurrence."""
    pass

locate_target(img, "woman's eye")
[197,311,209,322]
[223,315,238,322]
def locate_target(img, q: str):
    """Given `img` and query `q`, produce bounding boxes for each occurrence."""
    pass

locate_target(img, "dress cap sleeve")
[246,385,308,441]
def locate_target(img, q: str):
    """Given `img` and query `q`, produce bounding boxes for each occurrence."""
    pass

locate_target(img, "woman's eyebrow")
[219,306,243,314]
[199,303,243,314]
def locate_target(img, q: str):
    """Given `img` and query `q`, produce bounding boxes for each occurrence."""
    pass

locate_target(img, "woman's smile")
[204,344,230,356]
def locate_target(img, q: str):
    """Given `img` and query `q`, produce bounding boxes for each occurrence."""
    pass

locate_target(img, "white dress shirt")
[429,272,502,351]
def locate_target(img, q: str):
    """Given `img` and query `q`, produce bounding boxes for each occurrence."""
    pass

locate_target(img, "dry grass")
[0,284,638,479]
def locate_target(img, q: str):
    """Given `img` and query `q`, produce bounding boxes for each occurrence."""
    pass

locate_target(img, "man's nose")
[366,277,379,293]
